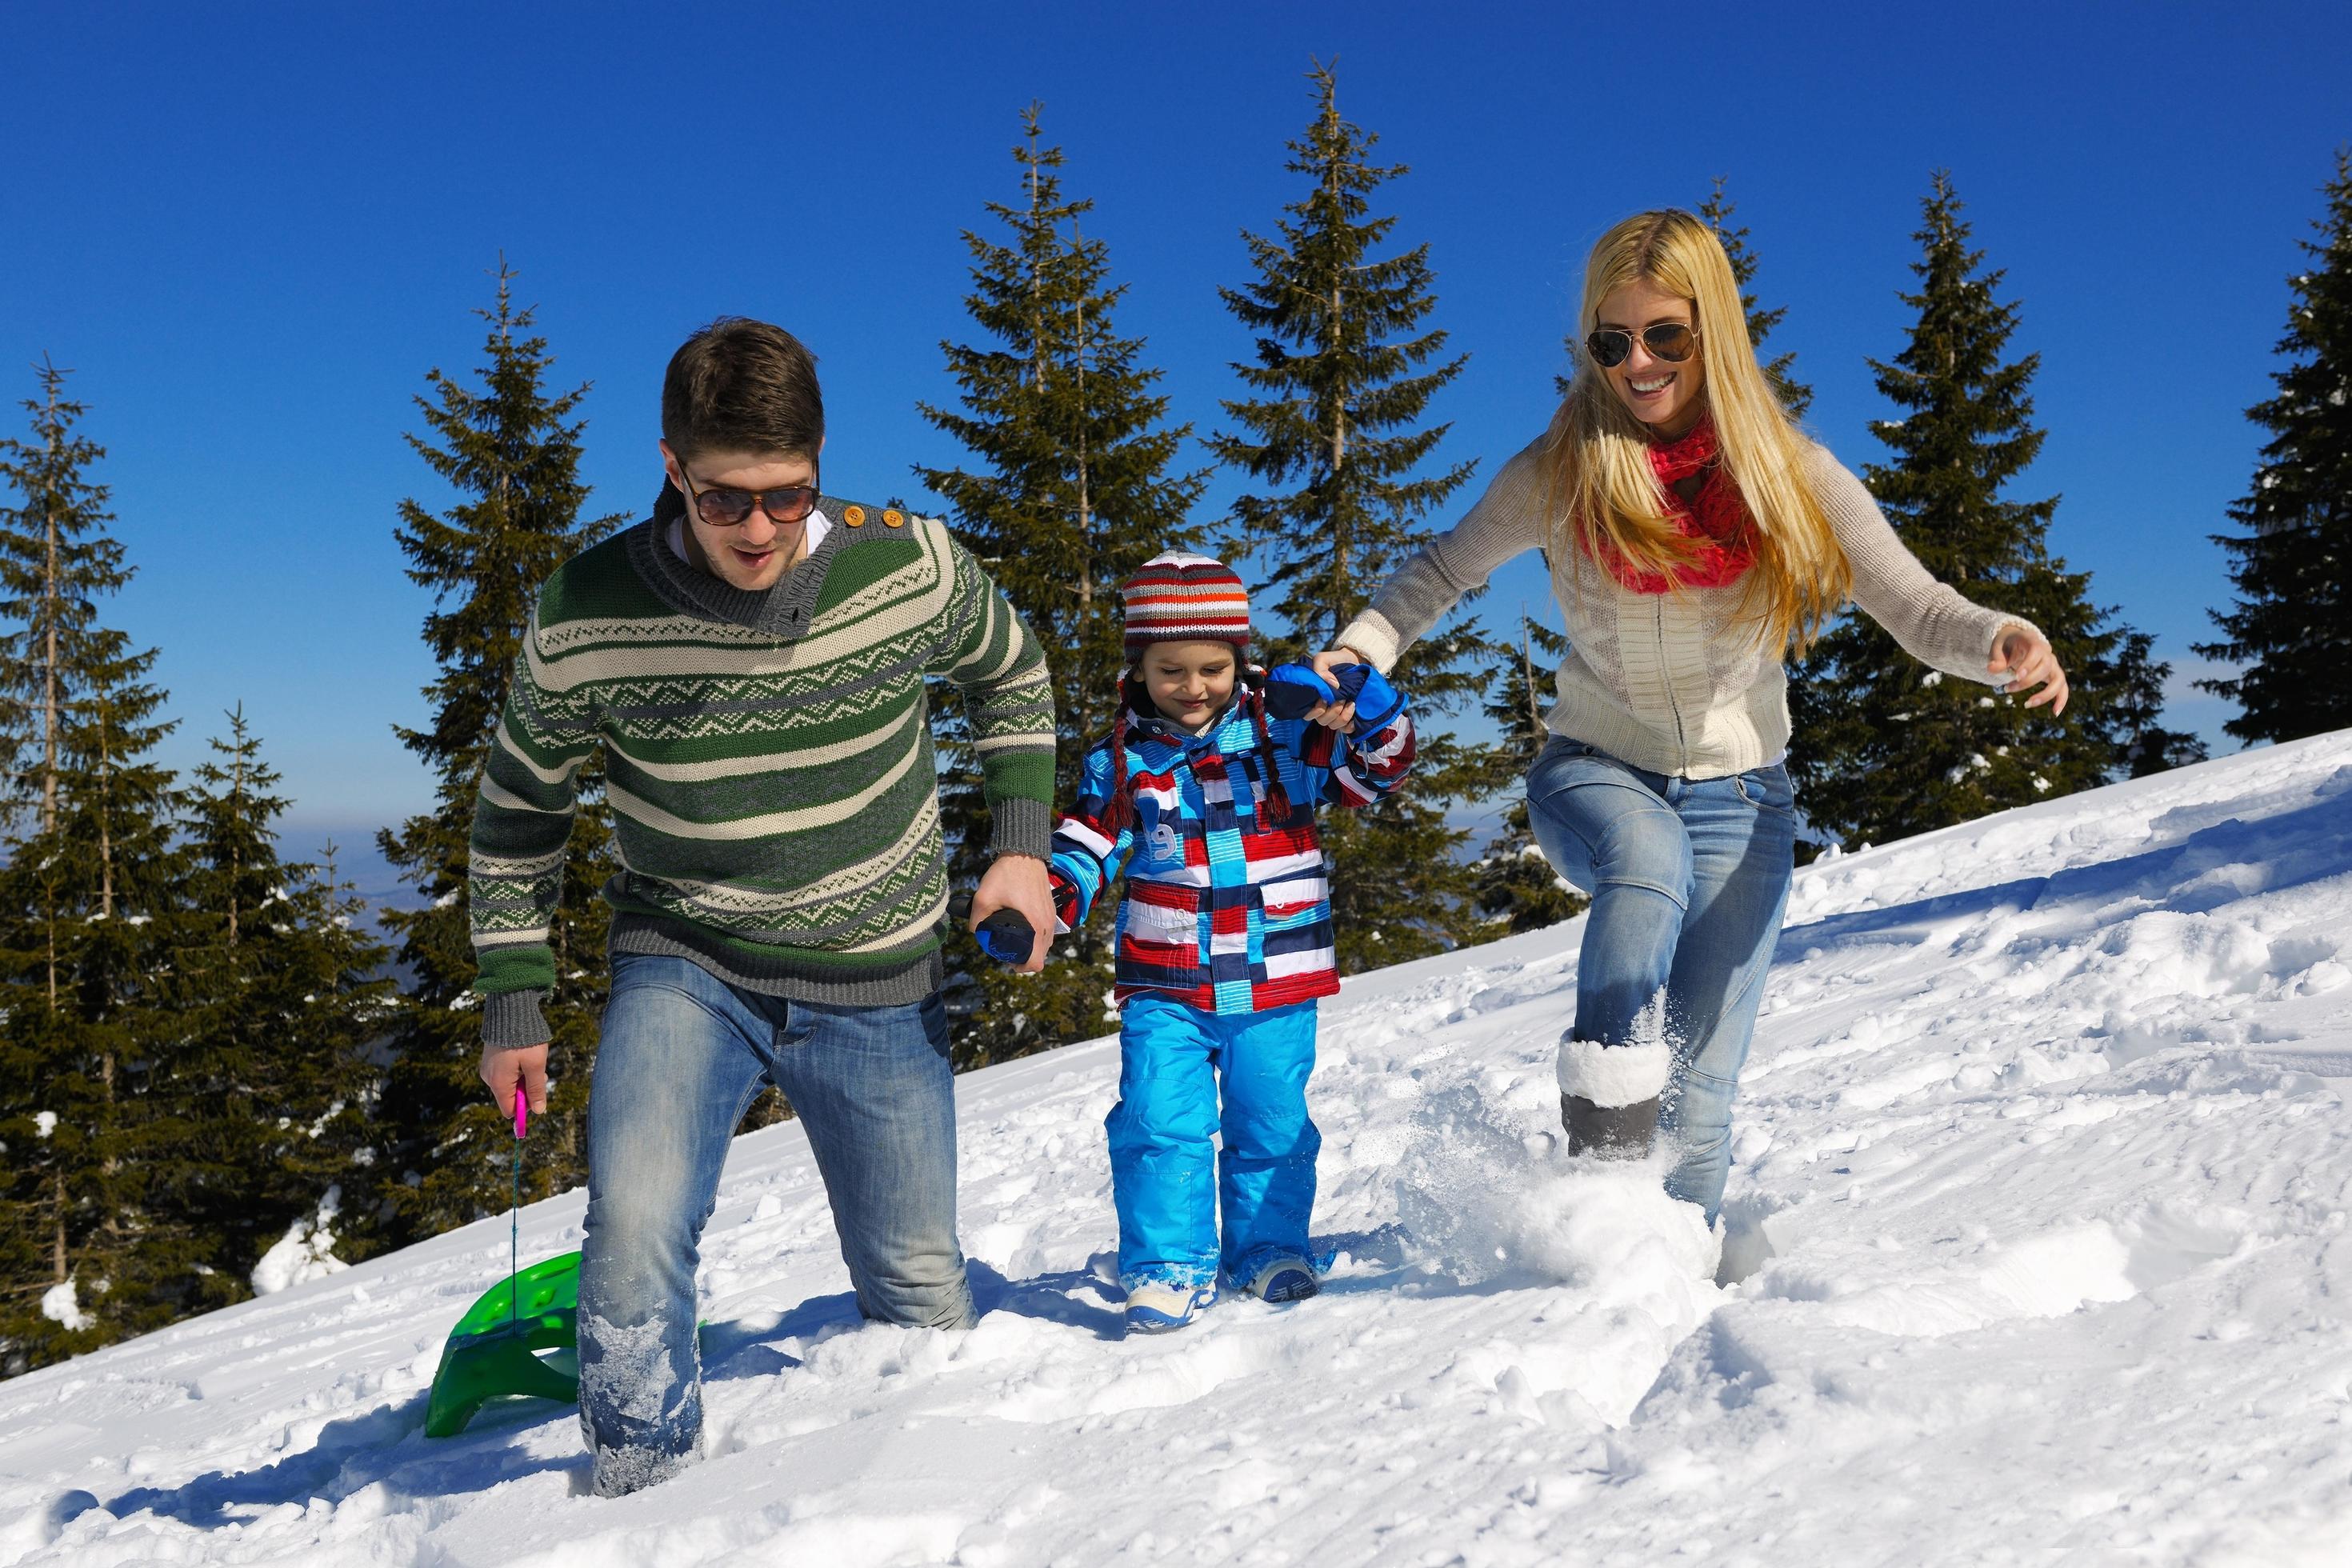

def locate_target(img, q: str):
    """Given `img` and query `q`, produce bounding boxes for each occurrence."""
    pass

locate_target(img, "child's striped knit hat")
[1118,550,1251,662]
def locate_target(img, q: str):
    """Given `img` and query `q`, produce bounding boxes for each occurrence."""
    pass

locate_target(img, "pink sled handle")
[514,1092,529,1140]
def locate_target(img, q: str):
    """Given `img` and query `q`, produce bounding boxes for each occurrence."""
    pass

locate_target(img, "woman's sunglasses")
[1585,322,1698,369]
[678,464,821,527]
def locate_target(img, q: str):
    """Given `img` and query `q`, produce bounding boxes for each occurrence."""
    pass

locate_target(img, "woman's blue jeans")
[1524,736,1795,1222]
[574,954,974,1497]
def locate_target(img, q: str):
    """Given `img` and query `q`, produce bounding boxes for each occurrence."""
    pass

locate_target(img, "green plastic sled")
[423,1250,582,1438]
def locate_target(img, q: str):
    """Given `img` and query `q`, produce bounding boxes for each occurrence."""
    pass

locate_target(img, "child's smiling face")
[1140,639,1238,730]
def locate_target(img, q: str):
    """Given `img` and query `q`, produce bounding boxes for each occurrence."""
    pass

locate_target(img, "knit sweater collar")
[623,499,854,637]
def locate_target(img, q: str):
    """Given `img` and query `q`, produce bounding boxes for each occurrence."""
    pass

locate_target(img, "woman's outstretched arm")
[1329,433,1556,674]
[1806,444,2068,713]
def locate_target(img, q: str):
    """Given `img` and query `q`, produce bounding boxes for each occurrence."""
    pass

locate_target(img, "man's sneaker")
[1124,1279,1216,1334]
[1246,1257,1319,1304]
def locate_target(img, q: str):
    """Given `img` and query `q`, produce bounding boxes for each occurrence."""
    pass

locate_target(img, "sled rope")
[510,1093,528,1329]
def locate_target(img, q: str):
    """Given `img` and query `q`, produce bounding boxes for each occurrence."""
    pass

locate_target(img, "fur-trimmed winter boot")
[1556,1034,1670,1159]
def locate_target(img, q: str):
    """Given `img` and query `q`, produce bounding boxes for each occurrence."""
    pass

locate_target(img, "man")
[468,318,1057,1497]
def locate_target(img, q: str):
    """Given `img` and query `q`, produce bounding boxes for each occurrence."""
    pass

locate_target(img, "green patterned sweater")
[468,502,1055,1047]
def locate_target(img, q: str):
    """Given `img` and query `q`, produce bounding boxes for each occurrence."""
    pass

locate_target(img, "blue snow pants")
[1107,994,1320,1294]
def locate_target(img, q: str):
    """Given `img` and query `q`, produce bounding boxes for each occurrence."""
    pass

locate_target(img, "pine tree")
[1210,61,1496,971]
[1471,610,1586,933]
[142,710,391,1307]
[2195,149,2352,743]
[370,263,623,1248]
[0,359,182,1367]
[1788,173,2201,849]
[917,105,1208,1066]
[1698,177,1813,418]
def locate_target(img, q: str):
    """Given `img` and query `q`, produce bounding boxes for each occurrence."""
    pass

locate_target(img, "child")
[1046,552,1416,1334]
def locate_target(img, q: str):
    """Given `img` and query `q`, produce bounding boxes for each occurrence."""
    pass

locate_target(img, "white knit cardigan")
[1337,432,2040,780]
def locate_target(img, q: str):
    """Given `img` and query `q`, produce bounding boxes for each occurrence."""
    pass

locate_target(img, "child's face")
[1140,639,1238,730]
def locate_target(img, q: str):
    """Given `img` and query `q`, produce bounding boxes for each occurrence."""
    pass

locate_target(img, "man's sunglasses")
[1585,322,1699,369]
[678,463,820,527]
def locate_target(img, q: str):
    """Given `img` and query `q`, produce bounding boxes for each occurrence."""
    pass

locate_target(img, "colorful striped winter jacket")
[1048,688,1417,1016]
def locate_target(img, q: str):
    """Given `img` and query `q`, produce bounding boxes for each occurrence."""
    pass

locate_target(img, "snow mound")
[5,733,2352,1566]
[34,1286,83,1335]
[250,1187,352,1298]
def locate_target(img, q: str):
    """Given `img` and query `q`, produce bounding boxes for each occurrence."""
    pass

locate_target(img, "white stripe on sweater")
[605,727,925,839]
[622,798,942,914]
[471,846,570,878]
[612,700,922,782]
[479,774,578,816]
[496,720,592,785]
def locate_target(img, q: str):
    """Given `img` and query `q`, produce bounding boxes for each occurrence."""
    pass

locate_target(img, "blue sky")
[2,1,2346,853]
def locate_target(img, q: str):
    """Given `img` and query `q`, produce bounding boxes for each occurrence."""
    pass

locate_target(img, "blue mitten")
[1262,663,1338,721]
[1331,663,1403,734]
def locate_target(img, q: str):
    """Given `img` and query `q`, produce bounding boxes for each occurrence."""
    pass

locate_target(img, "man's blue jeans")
[575,954,974,1497]
[1524,736,1795,1222]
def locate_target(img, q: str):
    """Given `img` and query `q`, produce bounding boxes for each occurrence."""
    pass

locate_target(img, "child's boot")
[1124,1278,1217,1334]
[1244,1256,1319,1304]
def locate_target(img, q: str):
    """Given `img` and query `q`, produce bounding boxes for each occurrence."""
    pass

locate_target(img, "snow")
[31,1113,55,1141]
[34,1286,83,1335]
[5,734,2352,1565]
[250,1187,352,1298]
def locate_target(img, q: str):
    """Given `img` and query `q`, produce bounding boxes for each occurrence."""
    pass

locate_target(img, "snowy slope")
[5,734,2351,1567]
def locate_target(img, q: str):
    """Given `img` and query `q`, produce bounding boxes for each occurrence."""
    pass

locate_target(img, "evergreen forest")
[2,70,2342,1378]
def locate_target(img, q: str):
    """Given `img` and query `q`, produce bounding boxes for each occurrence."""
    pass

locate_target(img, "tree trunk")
[1074,287,1092,622]
[99,1050,117,1185]
[1073,281,1094,767]
[1026,123,1045,394]
[98,723,113,919]
[229,747,244,946]
[41,420,59,839]
[1327,278,1352,649]
[1523,621,1543,741]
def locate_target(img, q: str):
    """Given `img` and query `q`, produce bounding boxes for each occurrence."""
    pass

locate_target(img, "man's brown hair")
[661,318,824,462]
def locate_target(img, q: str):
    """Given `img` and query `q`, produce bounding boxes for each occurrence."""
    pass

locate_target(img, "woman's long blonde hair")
[1548,209,1850,653]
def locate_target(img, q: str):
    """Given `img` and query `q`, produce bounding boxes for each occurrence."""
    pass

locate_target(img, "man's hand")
[1306,645,1369,731]
[971,854,1056,972]
[1988,627,2070,715]
[479,1042,550,1119]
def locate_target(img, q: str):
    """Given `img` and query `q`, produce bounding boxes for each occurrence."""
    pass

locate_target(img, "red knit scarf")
[1586,416,1757,594]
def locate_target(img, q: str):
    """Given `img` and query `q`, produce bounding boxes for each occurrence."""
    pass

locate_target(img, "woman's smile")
[1595,276,1706,438]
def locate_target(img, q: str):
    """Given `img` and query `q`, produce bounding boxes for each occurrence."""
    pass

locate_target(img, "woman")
[1313,210,2067,1225]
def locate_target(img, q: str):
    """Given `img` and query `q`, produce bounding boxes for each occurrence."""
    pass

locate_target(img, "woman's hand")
[1306,645,1369,731]
[1988,627,2069,715]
